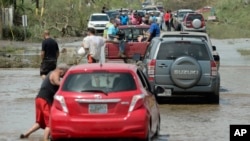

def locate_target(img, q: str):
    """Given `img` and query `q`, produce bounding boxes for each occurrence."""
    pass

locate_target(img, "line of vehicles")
[48,4,221,141]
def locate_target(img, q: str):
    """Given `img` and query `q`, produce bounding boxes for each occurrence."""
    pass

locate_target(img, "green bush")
[2,26,31,41]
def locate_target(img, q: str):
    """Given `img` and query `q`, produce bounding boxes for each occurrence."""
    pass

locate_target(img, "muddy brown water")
[0,38,250,141]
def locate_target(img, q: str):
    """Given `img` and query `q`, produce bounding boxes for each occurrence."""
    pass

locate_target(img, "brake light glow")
[211,61,217,76]
[128,94,145,112]
[147,59,156,82]
[54,95,68,113]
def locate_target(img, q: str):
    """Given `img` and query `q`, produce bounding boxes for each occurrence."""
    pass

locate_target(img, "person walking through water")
[40,30,59,80]
[82,28,106,63]
[20,63,70,141]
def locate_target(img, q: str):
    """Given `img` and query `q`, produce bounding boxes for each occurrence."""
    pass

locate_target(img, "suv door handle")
[158,64,168,68]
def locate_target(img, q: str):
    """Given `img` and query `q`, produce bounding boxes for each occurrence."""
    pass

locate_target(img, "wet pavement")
[0,38,250,141]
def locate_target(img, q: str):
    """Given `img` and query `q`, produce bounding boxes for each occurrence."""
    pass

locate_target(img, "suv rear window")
[62,72,136,92]
[185,14,203,21]
[91,15,109,21]
[161,35,208,41]
[157,42,209,60]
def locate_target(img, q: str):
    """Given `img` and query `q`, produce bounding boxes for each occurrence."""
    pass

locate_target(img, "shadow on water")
[156,86,229,105]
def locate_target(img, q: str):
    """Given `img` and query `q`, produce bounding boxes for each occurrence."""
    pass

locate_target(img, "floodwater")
[1,38,250,141]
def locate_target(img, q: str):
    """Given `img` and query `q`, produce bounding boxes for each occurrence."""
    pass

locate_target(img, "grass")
[206,22,250,39]
[207,0,250,39]
[237,49,250,56]
[0,46,25,53]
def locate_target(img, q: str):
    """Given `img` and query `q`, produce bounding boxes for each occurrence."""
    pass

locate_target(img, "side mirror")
[154,86,165,94]
[212,45,216,51]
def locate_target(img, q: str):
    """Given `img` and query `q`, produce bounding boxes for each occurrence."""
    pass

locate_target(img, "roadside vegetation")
[207,0,250,39]
[0,0,250,41]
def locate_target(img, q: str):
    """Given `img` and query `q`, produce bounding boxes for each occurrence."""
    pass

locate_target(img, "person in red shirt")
[164,10,171,31]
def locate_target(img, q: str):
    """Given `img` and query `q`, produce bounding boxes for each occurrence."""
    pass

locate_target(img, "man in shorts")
[40,30,59,80]
[20,64,69,141]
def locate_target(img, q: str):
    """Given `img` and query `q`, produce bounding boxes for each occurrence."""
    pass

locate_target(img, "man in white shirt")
[82,28,106,63]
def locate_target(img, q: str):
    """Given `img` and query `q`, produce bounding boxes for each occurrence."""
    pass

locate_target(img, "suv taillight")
[185,21,192,27]
[147,59,156,82]
[201,19,206,27]
[211,61,217,76]
[54,95,68,113]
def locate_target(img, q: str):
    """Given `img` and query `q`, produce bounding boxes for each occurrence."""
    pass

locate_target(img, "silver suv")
[142,37,220,104]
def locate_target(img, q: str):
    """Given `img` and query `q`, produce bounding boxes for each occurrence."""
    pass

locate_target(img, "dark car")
[106,10,120,19]
[142,37,220,104]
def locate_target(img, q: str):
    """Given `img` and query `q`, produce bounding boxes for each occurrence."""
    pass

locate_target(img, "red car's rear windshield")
[62,72,136,93]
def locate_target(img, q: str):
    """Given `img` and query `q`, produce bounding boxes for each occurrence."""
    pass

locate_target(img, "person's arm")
[56,51,59,59]
[50,71,61,86]
[146,26,154,42]
[41,41,45,60]
[41,51,45,60]
[82,37,91,54]
[56,42,59,59]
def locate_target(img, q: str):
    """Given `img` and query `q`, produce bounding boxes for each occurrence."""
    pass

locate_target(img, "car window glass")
[138,69,152,92]
[62,72,136,92]
[136,69,150,91]
[186,14,203,21]
[157,42,209,60]
[91,15,109,21]
[162,35,208,42]
[144,40,154,59]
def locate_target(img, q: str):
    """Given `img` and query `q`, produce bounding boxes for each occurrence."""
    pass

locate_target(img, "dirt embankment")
[0,37,84,68]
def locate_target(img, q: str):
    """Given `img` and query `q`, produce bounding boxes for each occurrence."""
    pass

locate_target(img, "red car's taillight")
[128,94,145,112]
[211,61,218,76]
[147,59,156,82]
[54,95,68,113]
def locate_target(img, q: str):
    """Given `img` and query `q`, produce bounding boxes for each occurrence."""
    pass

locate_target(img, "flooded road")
[0,38,250,141]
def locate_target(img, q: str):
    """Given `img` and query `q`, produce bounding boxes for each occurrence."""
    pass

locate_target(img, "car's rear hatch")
[57,72,140,117]
[153,40,213,88]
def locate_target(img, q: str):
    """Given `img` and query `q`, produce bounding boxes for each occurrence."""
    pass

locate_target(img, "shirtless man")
[20,63,70,141]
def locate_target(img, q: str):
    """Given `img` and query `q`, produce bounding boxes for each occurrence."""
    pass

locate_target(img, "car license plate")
[89,104,107,114]
[157,89,172,96]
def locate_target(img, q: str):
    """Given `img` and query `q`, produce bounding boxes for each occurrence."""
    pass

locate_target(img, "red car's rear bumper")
[50,108,149,140]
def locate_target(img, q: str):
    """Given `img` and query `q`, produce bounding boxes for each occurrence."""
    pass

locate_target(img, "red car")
[50,63,164,141]
[105,25,150,61]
